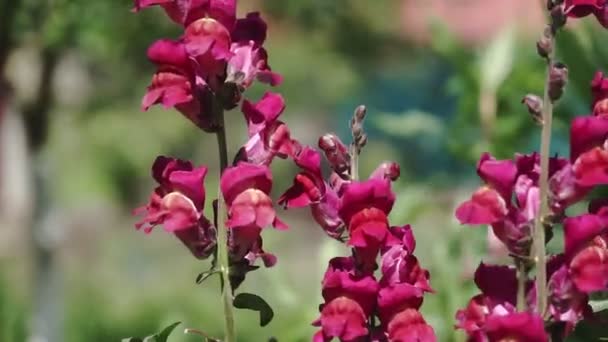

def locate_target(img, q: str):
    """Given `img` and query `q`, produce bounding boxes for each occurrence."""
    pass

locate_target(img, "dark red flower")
[563,213,608,293]
[545,257,591,333]
[240,92,300,165]
[183,17,233,82]
[485,312,549,342]
[141,39,207,127]
[457,153,587,255]
[564,0,608,28]
[134,156,215,259]
[455,263,523,339]
[385,309,437,342]
[310,182,346,240]
[221,162,287,261]
[377,284,424,324]
[313,257,379,342]
[227,12,282,88]
[279,145,346,240]
[133,0,236,29]
[370,162,401,182]
[380,226,432,293]
[339,179,400,271]
[279,147,325,207]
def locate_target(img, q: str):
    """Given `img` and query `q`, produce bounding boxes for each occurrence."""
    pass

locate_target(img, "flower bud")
[350,105,367,146]
[550,4,567,29]
[536,26,553,59]
[549,62,568,102]
[319,133,351,177]
[522,94,544,125]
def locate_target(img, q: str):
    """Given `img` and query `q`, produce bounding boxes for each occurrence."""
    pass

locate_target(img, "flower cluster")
[134,0,281,132]
[276,127,435,340]
[455,73,608,340]
[133,0,288,289]
[130,4,435,340]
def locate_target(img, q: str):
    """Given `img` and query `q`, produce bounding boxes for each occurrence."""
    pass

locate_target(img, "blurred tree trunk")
[1,0,65,338]
[24,46,62,342]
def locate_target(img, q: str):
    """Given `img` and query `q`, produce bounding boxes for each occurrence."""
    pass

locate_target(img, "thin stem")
[214,112,236,342]
[534,35,555,317]
[350,144,359,181]
[516,259,527,311]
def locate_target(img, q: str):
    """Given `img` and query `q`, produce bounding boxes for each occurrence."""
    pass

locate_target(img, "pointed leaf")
[153,321,181,342]
[196,269,219,284]
[233,293,274,327]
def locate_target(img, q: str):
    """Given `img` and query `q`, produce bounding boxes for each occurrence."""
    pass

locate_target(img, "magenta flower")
[279,147,325,207]
[339,179,400,272]
[545,256,591,334]
[310,182,346,240]
[221,162,287,262]
[279,146,346,240]
[183,17,233,81]
[141,39,207,128]
[455,153,517,225]
[564,0,608,28]
[134,156,215,259]
[227,13,282,88]
[591,71,608,116]
[457,153,587,255]
[563,212,608,293]
[455,263,521,338]
[570,114,608,186]
[377,284,424,325]
[370,162,401,182]
[380,225,432,293]
[240,92,300,165]
[313,257,379,342]
[484,312,549,342]
[385,309,436,342]
[138,6,282,131]
[133,0,236,29]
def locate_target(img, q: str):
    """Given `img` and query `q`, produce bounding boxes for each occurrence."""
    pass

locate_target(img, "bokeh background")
[0,0,607,341]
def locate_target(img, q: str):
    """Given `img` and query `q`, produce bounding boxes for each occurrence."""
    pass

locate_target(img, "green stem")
[516,258,527,311]
[215,112,236,342]
[350,144,359,181]
[534,35,555,317]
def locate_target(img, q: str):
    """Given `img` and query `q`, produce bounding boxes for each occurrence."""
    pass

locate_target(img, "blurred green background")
[0,0,607,341]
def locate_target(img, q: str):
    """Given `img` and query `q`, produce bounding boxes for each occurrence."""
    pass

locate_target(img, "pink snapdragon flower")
[137,2,281,131]
[457,153,587,255]
[134,156,215,258]
[221,162,287,264]
[564,0,608,27]
[339,179,400,272]
[563,209,608,293]
[239,92,300,165]
[313,257,379,342]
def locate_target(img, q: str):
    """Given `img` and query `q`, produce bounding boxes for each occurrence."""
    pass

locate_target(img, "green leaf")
[196,269,219,284]
[123,322,181,342]
[151,321,181,342]
[233,293,274,327]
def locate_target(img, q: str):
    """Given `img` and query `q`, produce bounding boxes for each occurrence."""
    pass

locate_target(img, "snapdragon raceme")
[130,1,437,341]
[456,1,608,340]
